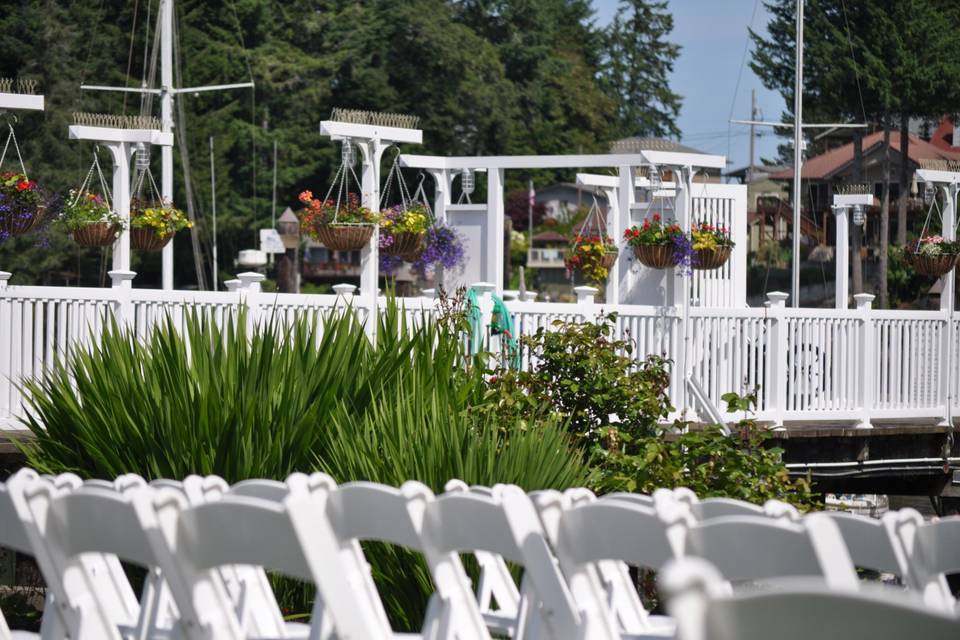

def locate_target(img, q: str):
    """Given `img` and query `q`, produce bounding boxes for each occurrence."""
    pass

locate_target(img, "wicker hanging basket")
[693,246,733,271]
[73,222,119,247]
[131,227,173,251]
[0,205,45,238]
[633,244,678,269]
[315,224,374,252]
[381,231,424,257]
[908,252,957,278]
[601,248,619,270]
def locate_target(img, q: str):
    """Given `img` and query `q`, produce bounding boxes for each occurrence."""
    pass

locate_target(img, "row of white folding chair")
[661,557,960,640]
[4,471,622,640]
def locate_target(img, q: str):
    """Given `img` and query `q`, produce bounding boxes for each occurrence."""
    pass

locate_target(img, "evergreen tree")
[601,0,682,139]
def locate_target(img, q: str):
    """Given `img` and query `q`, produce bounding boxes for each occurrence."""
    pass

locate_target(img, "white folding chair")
[443,480,520,634]
[547,492,689,639]
[150,473,396,640]
[896,515,960,613]
[10,475,243,640]
[0,480,43,640]
[685,513,860,590]
[662,557,960,640]
[323,480,491,640]
[422,484,619,640]
[819,509,920,585]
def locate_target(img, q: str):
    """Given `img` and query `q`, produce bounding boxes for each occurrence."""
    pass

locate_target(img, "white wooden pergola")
[68,120,173,287]
[399,150,728,304]
[0,87,44,280]
[318,119,423,317]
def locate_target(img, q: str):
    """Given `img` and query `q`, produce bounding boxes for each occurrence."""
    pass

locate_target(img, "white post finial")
[236,272,265,293]
[0,271,10,290]
[574,285,599,305]
[224,279,241,291]
[853,293,875,311]
[766,291,789,308]
[108,269,137,289]
[333,283,357,298]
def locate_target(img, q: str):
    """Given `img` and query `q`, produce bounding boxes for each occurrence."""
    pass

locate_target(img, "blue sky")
[593,0,784,171]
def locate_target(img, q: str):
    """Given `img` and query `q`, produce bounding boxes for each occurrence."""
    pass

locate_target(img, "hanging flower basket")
[565,236,618,285]
[129,199,191,251]
[382,231,424,256]
[691,223,734,271]
[908,253,957,277]
[73,222,120,247]
[131,227,172,251]
[601,247,619,270]
[632,244,678,269]
[315,223,374,252]
[693,245,733,270]
[0,204,45,238]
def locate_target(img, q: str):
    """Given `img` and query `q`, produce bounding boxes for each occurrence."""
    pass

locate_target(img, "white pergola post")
[831,192,873,309]
[319,120,423,330]
[576,172,623,304]
[487,168,505,292]
[68,124,173,288]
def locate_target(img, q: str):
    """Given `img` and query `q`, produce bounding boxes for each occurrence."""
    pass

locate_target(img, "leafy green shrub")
[594,391,816,508]
[487,313,673,444]
[17,301,588,629]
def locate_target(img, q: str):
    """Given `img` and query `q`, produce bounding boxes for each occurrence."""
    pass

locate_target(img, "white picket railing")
[1,273,958,432]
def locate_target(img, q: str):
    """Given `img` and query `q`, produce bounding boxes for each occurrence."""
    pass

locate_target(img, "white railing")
[1,273,958,431]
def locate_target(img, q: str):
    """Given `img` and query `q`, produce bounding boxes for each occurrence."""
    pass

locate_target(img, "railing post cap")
[421,288,437,299]
[223,279,241,291]
[236,272,266,284]
[854,293,875,309]
[522,290,537,301]
[471,282,496,293]
[766,291,789,306]
[107,270,137,287]
[574,285,600,295]
[0,271,10,288]
[333,283,357,296]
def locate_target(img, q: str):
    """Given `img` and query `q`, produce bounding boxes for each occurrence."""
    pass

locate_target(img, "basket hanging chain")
[571,194,606,254]
[914,193,941,254]
[94,151,113,211]
[379,146,412,211]
[0,123,28,179]
[72,149,113,211]
[412,172,435,222]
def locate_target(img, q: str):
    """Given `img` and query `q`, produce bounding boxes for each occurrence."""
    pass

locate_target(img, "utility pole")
[81,0,253,290]
[792,0,804,308]
[210,136,218,291]
[748,89,757,184]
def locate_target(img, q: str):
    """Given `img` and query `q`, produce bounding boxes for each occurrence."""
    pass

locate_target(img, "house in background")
[533,183,607,223]
[725,164,790,254]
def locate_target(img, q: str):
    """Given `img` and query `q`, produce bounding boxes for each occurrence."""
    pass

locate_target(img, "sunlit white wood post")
[831,192,873,310]
[766,291,790,429]
[854,293,876,429]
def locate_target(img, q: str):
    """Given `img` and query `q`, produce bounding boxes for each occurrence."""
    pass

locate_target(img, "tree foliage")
[0,0,682,288]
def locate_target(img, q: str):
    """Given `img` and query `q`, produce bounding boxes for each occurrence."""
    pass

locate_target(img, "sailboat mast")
[791,0,804,307]
[161,0,175,289]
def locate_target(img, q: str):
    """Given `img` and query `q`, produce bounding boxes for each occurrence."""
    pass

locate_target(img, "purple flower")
[412,223,465,277]
[671,234,694,276]
[379,253,404,274]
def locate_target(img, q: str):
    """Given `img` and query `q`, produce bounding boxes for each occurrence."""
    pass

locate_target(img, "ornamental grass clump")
[18,300,588,630]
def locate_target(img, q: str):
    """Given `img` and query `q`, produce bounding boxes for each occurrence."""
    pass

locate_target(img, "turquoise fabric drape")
[490,294,520,369]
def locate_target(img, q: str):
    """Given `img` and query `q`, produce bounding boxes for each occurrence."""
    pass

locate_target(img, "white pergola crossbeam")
[916,169,960,185]
[68,126,173,146]
[320,120,423,145]
[0,93,44,111]
[401,151,725,171]
[833,193,874,207]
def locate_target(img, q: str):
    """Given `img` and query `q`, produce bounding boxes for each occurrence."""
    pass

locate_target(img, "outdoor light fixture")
[648,164,662,191]
[461,168,475,196]
[134,142,150,171]
[925,181,936,206]
[852,204,865,227]
[341,139,354,166]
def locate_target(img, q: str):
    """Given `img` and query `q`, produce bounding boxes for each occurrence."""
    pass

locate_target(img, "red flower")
[653,213,661,222]
[643,220,651,229]
[16,180,30,191]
